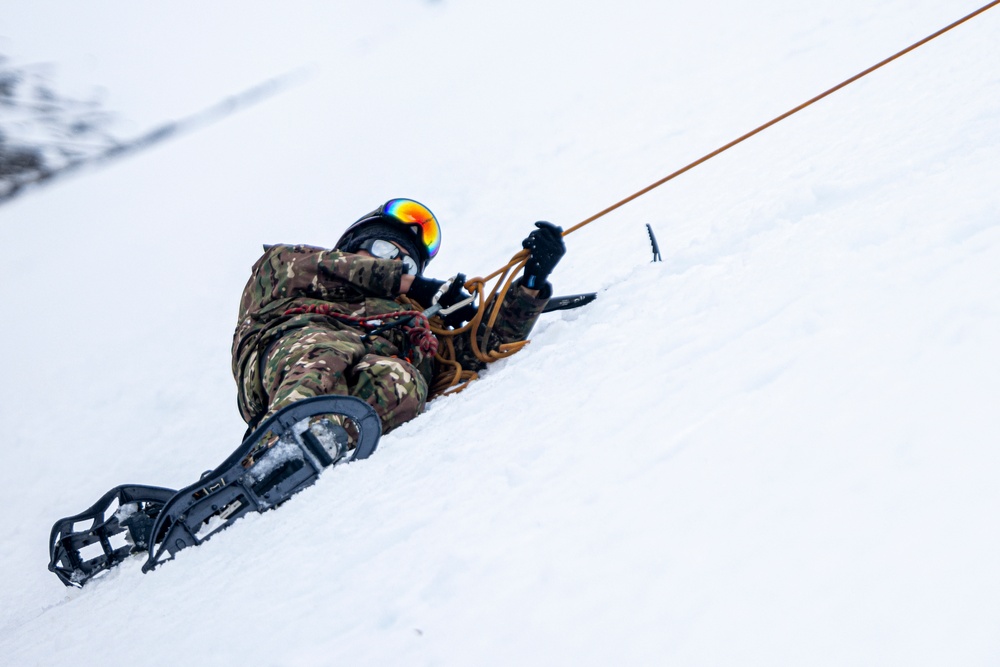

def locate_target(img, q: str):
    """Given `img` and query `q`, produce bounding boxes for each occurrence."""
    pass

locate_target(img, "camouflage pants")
[256,325,427,433]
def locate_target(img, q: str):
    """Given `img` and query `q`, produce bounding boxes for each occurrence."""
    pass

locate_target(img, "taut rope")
[429,0,1000,396]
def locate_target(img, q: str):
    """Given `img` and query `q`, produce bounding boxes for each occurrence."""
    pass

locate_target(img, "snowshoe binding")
[48,395,381,587]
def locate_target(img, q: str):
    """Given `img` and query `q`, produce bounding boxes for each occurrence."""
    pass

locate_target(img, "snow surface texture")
[2,1,999,665]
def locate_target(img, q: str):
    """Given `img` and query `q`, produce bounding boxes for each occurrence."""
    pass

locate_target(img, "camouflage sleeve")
[450,278,549,372]
[238,244,403,320]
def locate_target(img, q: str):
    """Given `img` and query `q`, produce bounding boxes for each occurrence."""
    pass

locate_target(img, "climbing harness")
[282,304,438,357]
[426,0,999,397]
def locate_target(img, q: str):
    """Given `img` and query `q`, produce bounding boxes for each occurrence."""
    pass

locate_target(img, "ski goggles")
[377,198,441,260]
[357,238,420,276]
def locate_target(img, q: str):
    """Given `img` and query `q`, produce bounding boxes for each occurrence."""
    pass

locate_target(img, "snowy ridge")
[1,1,999,665]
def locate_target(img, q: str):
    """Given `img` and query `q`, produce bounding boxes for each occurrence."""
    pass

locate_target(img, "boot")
[304,413,360,465]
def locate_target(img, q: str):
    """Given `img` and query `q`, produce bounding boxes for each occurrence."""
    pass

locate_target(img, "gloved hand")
[521,221,565,290]
[405,275,445,308]
[438,274,479,328]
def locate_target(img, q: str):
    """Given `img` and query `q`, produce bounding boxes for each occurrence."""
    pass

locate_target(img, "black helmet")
[335,198,442,274]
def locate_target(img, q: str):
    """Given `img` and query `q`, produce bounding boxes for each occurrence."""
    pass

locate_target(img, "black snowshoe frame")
[48,395,381,587]
[48,484,177,587]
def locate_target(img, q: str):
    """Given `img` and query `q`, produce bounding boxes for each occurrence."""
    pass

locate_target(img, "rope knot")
[406,317,439,357]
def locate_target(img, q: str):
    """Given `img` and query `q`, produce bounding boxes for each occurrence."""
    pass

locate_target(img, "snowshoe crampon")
[48,395,381,587]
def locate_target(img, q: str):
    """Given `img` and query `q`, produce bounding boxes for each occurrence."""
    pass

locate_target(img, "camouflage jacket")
[232,243,549,421]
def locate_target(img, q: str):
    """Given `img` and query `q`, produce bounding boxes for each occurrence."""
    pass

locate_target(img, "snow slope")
[1,1,999,664]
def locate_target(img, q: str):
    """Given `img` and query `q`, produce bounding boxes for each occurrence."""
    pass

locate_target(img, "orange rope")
[429,0,999,396]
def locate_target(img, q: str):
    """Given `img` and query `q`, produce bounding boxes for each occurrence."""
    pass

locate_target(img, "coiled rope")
[428,0,1000,396]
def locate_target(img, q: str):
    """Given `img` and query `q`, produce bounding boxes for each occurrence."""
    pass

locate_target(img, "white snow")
[2,1,999,665]
[112,502,137,523]
[246,440,305,484]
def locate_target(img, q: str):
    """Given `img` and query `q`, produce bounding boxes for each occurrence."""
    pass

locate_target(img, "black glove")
[405,275,445,308]
[439,274,478,328]
[406,274,477,326]
[521,221,565,290]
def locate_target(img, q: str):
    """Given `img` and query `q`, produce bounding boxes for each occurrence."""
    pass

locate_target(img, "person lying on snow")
[231,198,565,449]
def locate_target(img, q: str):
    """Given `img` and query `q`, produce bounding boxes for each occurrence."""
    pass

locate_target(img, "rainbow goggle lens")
[380,198,441,260]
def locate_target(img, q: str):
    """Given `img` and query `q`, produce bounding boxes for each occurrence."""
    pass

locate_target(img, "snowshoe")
[48,484,177,587]
[48,395,381,587]
[143,395,380,572]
